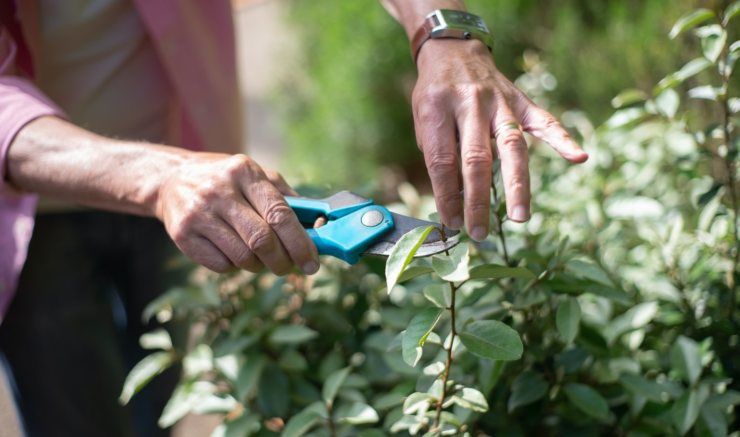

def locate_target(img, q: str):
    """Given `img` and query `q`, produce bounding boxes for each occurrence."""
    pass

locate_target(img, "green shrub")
[123,4,739,435]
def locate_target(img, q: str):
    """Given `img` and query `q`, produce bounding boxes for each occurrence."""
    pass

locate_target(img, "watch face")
[438,10,489,33]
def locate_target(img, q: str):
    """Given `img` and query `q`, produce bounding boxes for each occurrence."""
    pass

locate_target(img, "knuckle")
[506,174,530,194]
[463,148,492,168]
[499,131,525,151]
[247,225,275,252]
[224,154,251,177]
[234,247,255,268]
[263,202,294,228]
[460,83,494,102]
[426,151,457,178]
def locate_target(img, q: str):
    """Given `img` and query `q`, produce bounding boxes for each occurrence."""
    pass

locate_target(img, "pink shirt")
[0,0,243,322]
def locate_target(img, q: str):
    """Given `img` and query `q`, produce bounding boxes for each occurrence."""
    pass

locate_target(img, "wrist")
[416,37,491,69]
[140,144,195,220]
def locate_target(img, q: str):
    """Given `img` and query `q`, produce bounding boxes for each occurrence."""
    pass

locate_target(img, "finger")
[413,100,463,230]
[178,235,234,273]
[492,100,531,223]
[195,215,264,272]
[515,98,588,163]
[456,103,493,242]
[239,172,320,275]
[265,169,298,196]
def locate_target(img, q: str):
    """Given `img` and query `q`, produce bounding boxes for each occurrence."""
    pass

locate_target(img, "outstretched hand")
[412,39,588,240]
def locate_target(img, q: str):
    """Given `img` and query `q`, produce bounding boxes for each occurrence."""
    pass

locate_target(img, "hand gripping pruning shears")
[285,191,460,264]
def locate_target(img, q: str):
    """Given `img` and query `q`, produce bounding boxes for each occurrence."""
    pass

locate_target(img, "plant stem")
[433,280,458,431]
[719,17,738,321]
[491,179,511,266]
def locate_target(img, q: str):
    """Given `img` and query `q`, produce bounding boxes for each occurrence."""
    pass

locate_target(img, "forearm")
[6,116,191,217]
[380,0,466,39]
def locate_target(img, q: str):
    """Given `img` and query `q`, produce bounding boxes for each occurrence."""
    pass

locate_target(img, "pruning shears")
[285,191,460,264]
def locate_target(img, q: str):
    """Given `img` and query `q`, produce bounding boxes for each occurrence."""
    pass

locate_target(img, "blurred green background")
[274,0,716,187]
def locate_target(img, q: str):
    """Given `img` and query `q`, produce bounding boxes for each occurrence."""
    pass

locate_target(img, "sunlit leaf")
[695,24,727,62]
[403,392,433,415]
[431,244,470,282]
[671,335,703,385]
[335,402,379,425]
[564,383,611,423]
[654,88,680,118]
[282,404,324,437]
[119,351,175,404]
[386,225,437,293]
[611,89,648,108]
[556,297,581,344]
[669,9,716,39]
[459,320,523,361]
[654,57,712,94]
[508,371,549,412]
[423,283,451,308]
[672,384,709,435]
[183,344,213,377]
[139,329,173,351]
[723,1,740,25]
[323,367,351,406]
[402,308,443,367]
[605,302,658,344]
[450,387,489,412]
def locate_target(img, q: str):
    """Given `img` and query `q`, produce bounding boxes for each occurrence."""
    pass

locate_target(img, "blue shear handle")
[285,193,373,223]
[304,205,394,264]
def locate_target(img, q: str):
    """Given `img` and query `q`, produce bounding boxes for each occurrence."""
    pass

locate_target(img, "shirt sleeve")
[0,27,64,186]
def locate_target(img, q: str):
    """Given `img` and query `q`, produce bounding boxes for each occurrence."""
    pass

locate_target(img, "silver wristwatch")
[411,9,493,62]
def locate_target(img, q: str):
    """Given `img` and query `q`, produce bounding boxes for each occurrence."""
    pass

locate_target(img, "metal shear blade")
[364,212,460,258]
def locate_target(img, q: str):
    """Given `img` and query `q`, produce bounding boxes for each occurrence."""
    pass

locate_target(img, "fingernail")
[510,206,529,222]
[470,226,487,242]
[449,215,463,230]
[302,261,319,275]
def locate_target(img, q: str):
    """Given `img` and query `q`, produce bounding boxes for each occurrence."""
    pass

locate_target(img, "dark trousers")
[0,211,185,437]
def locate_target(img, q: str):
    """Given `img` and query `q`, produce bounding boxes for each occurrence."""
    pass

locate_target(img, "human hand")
[156,153,319,275]
[412,39,588,240]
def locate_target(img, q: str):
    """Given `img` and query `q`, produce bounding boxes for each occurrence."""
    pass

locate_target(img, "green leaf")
[258,365,290,417]
[611,89,648,108]
[723,1,740,25]
[556,297,581,344]
[671,335,702,385]
[322,367,351,406]
[183,344,213,377]
[423,283,452,308]
[397,265,435,283]
[605,107,648,129]
[386,225,437,293]
[695,24,727,62]
[669,9,716,39]
[619,373,673,403]
[235,354,265,401]
[468,264,535,281]
[700,403,727,437]
[605,301,658,344]
[219,412,261,437]
[508,371,548,412]
[431,244,470,282]
[563,383,611,423]
[655,58,712,94]
[672,385,709,435]
[450,387,489,413]
[269,325,318,345]
[403,392,433,415]
[335,402,379,425]
[119,351,175,404]
[282,405,323,437]
[139,329,173,351]
[158,382,197,428]
[654,89,680,118]
[402,308,443,367]
[459,320,523,361]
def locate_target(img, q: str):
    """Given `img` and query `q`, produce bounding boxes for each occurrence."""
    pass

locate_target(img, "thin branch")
[433,280,458,431]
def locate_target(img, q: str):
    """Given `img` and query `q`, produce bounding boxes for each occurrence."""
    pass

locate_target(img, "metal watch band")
[410,9,493,63]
